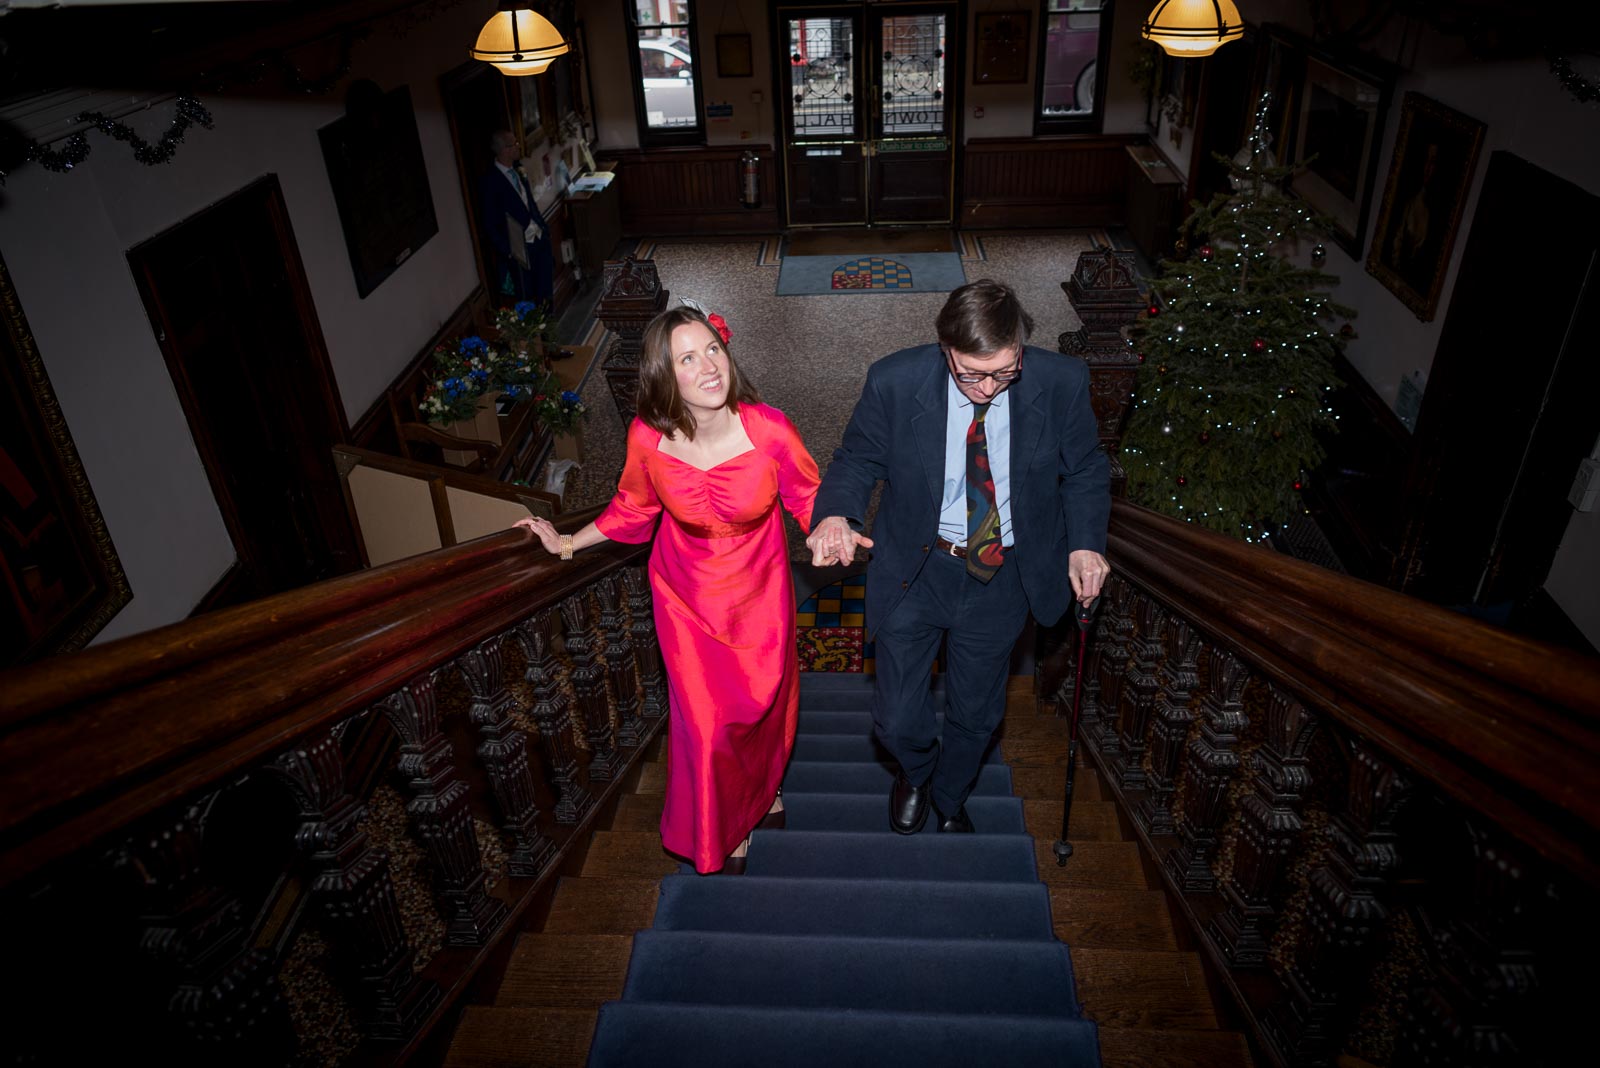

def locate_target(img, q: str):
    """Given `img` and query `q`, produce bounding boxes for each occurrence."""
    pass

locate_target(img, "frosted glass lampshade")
[1141,0,1245,58]
[472,8,570,76]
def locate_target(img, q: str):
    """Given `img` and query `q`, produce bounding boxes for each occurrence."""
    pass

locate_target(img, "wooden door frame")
[773,0,965,229]
[127,174,352,587]
[866,0,962,226]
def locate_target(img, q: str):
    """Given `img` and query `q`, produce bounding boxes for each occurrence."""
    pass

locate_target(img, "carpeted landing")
[585,672,1101,1067]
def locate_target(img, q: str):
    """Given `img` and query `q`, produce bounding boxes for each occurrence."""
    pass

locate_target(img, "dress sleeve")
[759,405,821,534]
[594,421,664,543]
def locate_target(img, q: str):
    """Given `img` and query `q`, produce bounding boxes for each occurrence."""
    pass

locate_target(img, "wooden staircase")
[440,678,1254,1067]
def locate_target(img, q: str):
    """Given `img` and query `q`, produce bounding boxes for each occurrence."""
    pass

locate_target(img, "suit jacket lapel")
[910,348,947,510]
[1009,357,1046,487]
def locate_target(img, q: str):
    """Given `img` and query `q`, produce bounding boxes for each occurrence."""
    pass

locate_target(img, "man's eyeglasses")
[943,345,1023,386]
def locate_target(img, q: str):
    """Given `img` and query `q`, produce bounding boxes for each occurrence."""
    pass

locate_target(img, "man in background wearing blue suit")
[480,129,554,306]
[807,279,1111,834]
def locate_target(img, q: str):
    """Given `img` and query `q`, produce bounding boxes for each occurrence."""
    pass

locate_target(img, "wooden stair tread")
[1011,764,1106,801]
[1050,887,1178,952]
[580,830,681,877]
[495,933,632,1008]
[443,1005,597,1068]
[1071,948,1219,1030]
[1098,1026,1255,1068]
[1032,839,1147,890]
[608,793,665,831]
[1024,798,1122,841]
[542,876,661,935]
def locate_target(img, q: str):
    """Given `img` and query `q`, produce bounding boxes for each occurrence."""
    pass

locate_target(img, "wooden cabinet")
[1124,143,1185,262]
[565,178,622,279]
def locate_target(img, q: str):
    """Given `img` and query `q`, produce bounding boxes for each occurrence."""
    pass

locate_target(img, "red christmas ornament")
[1198,244,1213,260]
[1177,475,1188,486]
[1293,480,1303,491]
[1136,352,1146,363]
[1147,303,1160,317]
[1251,337,1266,352]
[1199,430,1211,444]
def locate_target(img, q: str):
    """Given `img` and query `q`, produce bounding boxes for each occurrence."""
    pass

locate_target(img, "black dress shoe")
[890,773,931,835]
[936,805,974,833]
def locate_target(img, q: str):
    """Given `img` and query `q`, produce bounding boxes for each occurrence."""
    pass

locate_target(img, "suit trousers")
[872,547,1030,818]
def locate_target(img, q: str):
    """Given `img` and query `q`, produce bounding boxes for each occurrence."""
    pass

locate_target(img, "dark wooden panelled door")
[129,176,358,605]
[779,2,956,227]
[1394,152,1600,613]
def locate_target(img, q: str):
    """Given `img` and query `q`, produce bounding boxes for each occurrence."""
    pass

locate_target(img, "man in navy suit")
[808,279,1111,833]
[480,129,554,305]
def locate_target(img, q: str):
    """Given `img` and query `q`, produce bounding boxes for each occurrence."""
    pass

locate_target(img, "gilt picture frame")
[1287,52,1392,257]
[1366,92,1486,321]
[0,252,130,666]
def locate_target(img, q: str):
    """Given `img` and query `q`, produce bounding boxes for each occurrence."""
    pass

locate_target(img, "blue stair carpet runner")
[587,673,1101,1067]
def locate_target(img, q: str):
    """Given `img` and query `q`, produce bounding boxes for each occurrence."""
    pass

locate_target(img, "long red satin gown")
[595,402,818,873]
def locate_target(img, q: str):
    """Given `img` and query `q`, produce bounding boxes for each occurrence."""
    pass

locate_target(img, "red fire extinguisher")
[740,150,760,209]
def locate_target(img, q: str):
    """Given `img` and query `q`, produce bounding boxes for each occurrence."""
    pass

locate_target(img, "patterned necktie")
[966,402,1005,582]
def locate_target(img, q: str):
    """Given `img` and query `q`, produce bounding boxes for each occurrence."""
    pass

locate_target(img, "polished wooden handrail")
[0,507,620,888]
[1105,498,1600,884]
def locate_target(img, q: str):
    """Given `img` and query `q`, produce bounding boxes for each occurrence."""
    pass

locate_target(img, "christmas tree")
[1120,94,1353,542]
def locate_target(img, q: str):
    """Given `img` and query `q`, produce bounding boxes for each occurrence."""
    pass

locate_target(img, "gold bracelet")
[559,534,573,561]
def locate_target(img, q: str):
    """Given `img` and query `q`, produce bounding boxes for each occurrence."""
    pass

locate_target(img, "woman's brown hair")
[635,306,761,441]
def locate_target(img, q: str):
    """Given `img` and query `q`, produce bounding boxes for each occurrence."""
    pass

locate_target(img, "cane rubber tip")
[1052,839,1074,865]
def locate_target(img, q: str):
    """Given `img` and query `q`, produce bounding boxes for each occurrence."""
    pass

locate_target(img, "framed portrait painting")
[0,252,130,666]
[1287,53,1391,256]
[716,33,753,78]
[1366,92,1486,321]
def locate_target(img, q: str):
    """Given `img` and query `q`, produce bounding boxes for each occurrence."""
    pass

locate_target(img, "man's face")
[944,344,1024,404]
[495,136,519,168]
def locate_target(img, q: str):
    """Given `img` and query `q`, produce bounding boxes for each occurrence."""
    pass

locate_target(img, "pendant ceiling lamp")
[471,2,570,76]
[1141,0,1244,58]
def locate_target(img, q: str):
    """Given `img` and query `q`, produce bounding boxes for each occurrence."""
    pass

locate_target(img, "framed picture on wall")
[716,33,753,78]
[974,12,1030,85]
[0,252,131,667]
[1287,53,1392,256]
[519,73,545,147]
[1366,92,1486,321]
[1249,26,1304,161]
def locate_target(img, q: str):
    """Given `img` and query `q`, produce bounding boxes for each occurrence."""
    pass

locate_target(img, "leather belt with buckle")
[932,536,969,559]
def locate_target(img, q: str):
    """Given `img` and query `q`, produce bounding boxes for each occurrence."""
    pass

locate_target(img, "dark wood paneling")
[596,145,782,235]
[961,134,1138,229]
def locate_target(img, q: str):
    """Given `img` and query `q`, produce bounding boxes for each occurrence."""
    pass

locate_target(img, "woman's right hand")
[515,516,565,556]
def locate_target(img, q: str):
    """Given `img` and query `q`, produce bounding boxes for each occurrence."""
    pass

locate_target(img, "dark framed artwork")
[1157,53,1200,135]
[1287,52,1391,256]
[0,252,130,666]
[1249,26,1304,164]
[317,82,439,299]
[1366,92,1486,321]
[716,33,753,78]
[974,12,1030,85]
[519,72,546,148]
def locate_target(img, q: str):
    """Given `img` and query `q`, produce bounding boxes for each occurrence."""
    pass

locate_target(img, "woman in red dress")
[520,307,825,873]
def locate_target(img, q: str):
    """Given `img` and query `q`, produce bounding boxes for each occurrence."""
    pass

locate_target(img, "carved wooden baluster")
[1137,614,1202,837]
[1210,685,1318,966]
[118,794,294,1058]
[513,608,593,823]
[622,566,667,721]
[269,730,439,1040]
[378,672,507,946]
[1164,647,1249,893]
[560,591,622,781]
[457,635,557,878]
[1395,822,1542,1067]
[1085,576,1137,757]
[1264,737,1410,1064]
[1112,594,1167,789]
[595,574,644,749]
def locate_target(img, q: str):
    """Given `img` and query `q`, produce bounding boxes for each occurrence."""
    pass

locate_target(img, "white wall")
[0,2,488,641]
[1245,2,1600,644]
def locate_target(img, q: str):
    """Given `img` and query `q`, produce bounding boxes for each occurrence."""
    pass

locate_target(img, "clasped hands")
[806,515,874,567]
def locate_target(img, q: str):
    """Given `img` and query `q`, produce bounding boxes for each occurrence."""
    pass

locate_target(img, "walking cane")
[1052,596,1099,866]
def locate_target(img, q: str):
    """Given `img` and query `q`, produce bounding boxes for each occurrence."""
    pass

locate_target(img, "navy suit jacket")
[479,163,551,264]
[814,343,1110,634]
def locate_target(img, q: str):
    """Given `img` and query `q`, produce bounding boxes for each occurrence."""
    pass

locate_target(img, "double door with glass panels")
[779,4,955,227]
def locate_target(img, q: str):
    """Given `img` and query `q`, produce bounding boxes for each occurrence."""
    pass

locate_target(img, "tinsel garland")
[24,96,214,173]
[1548,51,1600,105]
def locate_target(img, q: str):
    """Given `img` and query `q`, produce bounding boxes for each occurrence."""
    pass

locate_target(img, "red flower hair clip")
[706,312,732,346]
